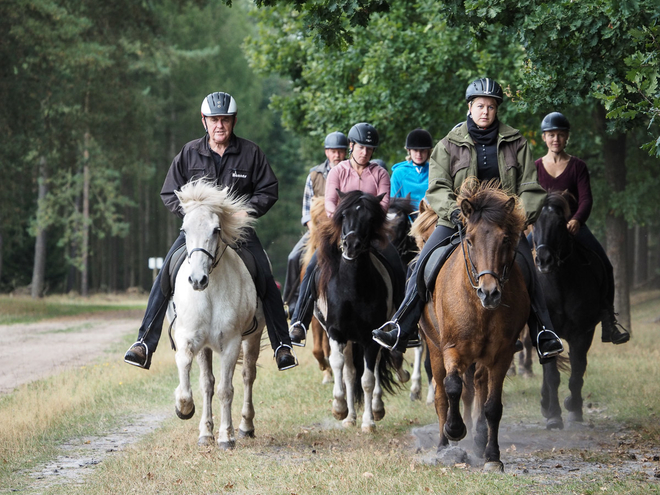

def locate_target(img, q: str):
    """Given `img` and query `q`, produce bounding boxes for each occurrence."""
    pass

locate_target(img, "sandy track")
[0,310,142,394]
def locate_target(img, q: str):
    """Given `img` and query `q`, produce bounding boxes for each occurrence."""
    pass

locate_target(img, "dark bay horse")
[315,190,403,431]
[387,195,417,266]
[420,180,530,472]
[532,191,605,429]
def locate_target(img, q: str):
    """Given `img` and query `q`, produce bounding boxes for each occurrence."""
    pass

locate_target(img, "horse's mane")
[302,196,328,268]
[316,191,389,296]
[544,190,572,221]
[410,200,438,251]
[388,196,415,218]
[176,179,256,246]
[456,178,526,236]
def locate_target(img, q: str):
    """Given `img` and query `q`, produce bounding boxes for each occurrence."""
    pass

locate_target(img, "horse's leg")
[482,360,510,473]
[341,341,358,427]
[519,326,534,378]
[238,330,262,439]
[425,345,435,406]
[361,346,381,432]
[430,353,450,452]
[541,358,563,430]
[196,347,215,446]
[174,341,196,421]
[312,318,333,384]
[462,364,476,438]
[329,338,349,422]
[472,364,489,459]
[391,349,410,384]
[442,350,467,443]
[410,344,423,401]
[215,338,242,450]
[564,330,594,423]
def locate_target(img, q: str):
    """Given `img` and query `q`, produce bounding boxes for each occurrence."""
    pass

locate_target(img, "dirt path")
[0,310,142,394]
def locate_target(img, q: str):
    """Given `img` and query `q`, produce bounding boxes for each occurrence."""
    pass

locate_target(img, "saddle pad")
[233,247,267,300]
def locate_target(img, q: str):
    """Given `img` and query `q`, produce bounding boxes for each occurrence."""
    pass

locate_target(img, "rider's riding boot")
[288,262,317,347]
[372,282,424,352]
[124,341,152,369]
[275,344,298,371]
[600,308,630,344]
[535,326,564,363]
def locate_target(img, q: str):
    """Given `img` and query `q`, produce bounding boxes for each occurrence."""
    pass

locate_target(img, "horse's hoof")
[546,416,564,430]
[218,440,236,450]
[238,429,255,439]
[443,422,467,442]
[373,408,385,422]
[567,411,583,423]
[197,435,215,446]
[410,390,421,401]
[342,418,356,428]
[361,423,375,433]
[398,370,410,383]
[332,407,348,421]
[322,371,333,384]
[483,461,504,473]
[175,404,195,420]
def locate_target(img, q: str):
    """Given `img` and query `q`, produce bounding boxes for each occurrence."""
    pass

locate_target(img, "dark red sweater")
[535,156,593,225]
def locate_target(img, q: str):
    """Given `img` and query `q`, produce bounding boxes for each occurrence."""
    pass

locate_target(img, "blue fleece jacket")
[390,160,429,208]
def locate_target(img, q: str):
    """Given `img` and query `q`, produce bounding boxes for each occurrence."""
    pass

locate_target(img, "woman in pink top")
[289,123,404,345]
[534,112,629,344]
[324,124,390,216]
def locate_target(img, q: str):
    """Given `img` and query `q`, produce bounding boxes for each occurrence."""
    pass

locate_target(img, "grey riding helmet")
[324,131,349,149]
[405,128,433,149]
[541,112,571,132]
[348,123,379,148]
[201,92,237,117]
[465,78,504,104]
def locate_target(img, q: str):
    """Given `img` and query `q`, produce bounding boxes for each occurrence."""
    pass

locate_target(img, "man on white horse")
[124,91,297,371]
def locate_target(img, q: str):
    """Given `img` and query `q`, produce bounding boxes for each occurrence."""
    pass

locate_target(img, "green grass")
[1,292,660,494]
[0,294,147,324]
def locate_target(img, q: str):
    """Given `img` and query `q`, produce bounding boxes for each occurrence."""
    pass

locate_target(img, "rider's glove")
[450,209,462,227]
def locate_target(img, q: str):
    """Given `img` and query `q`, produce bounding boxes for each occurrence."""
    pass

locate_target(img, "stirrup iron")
[537,327,564,359]
[373,321,401,351]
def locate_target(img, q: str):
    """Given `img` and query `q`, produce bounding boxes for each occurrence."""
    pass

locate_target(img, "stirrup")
[536,328,564,360]
[124,341,150,369]
[372,321,401,351]
[288,321,307,347]
[275,343,298,371]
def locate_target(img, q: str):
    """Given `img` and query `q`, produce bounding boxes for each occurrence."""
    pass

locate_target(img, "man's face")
[408,148,431,165]
[204,115,235,146]
[325,147,346,166]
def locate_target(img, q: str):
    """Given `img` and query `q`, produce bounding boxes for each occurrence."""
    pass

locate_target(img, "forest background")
[1,0,658,329]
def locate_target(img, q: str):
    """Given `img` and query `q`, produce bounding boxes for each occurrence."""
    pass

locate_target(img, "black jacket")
[160,134,278,219]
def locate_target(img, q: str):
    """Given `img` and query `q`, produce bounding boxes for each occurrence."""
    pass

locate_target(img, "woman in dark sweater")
[535,112,629,344]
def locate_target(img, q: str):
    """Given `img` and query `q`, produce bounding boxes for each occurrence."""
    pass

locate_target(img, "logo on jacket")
[232,171,248,179]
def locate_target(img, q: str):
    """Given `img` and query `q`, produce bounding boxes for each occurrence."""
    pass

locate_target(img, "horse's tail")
[378,349,403,396]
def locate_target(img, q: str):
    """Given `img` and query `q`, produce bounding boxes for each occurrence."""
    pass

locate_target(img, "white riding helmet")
[201,92,237,117]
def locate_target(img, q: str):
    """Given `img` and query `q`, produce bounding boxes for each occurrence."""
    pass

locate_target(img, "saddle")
[416,231,462,299]
[160,244,267,300]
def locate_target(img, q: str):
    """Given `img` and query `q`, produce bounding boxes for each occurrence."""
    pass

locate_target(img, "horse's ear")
[460,198,474,219]
[376,192,386,202]
[504,197,516,214]
[337,189,346,199]
[419,199,428,214]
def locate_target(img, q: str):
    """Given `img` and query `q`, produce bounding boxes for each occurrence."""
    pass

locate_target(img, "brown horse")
[420,180,530,472]
[301,196,333,384]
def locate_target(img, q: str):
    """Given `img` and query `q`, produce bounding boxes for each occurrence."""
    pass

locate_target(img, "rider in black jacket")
[124,92,297,372]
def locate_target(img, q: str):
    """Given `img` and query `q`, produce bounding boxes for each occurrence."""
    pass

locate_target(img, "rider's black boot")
[288,257,317,347]
[600,308,630,344]
[275,344,298,371]
[124,341,152,369]
[371,284,424,352]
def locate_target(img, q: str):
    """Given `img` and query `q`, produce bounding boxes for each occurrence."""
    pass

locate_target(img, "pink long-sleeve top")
[324,159,391,217]
[535,156,593,225]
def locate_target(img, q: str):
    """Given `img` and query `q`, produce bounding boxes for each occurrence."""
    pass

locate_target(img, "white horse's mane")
[176,179,256,246]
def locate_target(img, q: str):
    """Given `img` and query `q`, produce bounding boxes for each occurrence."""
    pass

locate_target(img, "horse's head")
[334,190,387,261]
[177,179,256,291]
[457,179,526,310]
[387,195,416,258]
[533,191,572,274]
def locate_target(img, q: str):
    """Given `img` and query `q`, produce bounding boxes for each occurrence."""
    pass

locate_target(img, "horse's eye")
[502,236,510,245]
[466,239,473,248]
[356,205,361,210]
[214,227,221,235]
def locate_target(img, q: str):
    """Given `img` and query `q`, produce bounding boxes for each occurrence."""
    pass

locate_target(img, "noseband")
[187,230,229,274]
[458,225,513,290]
[534,240,573,268]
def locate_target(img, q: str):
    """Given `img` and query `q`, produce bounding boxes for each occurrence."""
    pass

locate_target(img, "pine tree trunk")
[598,106,631,331]
[634,225,648,287]
[31,156,48,298]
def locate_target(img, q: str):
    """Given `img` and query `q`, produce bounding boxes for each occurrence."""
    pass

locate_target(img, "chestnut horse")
[420,180,530,472]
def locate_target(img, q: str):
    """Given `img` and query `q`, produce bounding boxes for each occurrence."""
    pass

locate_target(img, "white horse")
[167,179,265,450]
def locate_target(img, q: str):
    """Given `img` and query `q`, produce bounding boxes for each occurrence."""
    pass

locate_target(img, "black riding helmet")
[541,112,571,132]
[201,92,237,117]
[324,131,349,149]
[405,128,433,149]
[348,123,379,148]
[465,78,504,104]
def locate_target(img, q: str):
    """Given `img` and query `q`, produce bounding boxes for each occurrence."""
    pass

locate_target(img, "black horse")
[387,195,417,266]
[315,190,404,431]
[532,191,606,429]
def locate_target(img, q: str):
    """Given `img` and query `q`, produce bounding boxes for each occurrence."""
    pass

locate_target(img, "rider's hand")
[567,219,580,235]
[450,209,463,227]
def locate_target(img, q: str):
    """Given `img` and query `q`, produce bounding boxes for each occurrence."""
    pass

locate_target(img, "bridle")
[186,228,229,275]
[458,224,514,290]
